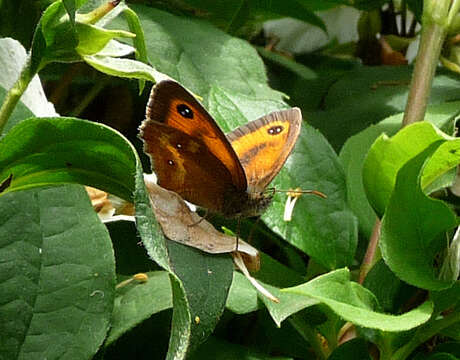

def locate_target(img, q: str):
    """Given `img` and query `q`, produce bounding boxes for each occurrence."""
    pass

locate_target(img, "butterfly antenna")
[266,187,327,199]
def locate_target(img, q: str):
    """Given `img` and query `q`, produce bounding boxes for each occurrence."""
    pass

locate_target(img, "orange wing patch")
[227,108,302,192]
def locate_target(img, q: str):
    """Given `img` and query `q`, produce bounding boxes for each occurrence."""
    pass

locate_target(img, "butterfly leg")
[236,218,241,251]
[187,208,210,227]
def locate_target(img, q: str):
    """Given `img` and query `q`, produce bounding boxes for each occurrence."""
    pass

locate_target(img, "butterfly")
[139,80,302,218]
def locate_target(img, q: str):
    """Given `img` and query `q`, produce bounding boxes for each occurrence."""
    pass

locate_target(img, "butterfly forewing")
[227,108,302,192]
[145,80,247,191]
[140,121,237,213]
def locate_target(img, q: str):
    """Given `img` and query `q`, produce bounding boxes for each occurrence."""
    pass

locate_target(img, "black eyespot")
[167,160,175,166]
[176,143,182,149]
[177,104,194,119]
[268,125,283,135]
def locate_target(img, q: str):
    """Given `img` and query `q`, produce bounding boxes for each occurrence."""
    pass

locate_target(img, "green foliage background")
[0,0,460,359]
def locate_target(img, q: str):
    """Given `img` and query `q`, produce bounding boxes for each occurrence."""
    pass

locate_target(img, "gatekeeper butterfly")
[139,80,301,218]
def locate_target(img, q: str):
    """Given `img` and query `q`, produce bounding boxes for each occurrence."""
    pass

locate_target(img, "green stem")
[391,311,460,360]
[0,55,36,134]
[402,0,450,127]
[289,314,328,360]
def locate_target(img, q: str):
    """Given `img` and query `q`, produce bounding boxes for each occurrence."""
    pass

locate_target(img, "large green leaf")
[111,4,287,124]
[263,124,358,270]
[0,185,115,360]
[363,122,460,217]
[283,269,433,331]
[380,143,458,290]
[340,101,460,237]
[0,117,137,201]
[167,241,233,354]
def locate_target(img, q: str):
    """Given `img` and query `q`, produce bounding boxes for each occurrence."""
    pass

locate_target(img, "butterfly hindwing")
[227,108,302,192]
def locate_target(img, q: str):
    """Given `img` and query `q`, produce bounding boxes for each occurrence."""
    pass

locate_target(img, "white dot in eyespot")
[168,160,174,165]
[268,125,283,135]
[176,143,182,149]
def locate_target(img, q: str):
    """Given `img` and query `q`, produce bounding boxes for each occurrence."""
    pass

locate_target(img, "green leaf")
[257,46,317,81]
[132,161,191,360]
[363,122,459,216]
[111,5,286,121]
[106,271,172,345]
[340,101,460,237]
[431,282,460,314]
[309,67,460,151]
[226,251,320,326]
[120,6,149,93]
[0,185,115,359]
[35,0,79,66]
[83,55,164,82]
[363,260,409,313]
[261,282,320,327]
[283,269,433,331]
[226,272,259,314]
[263,124,358,270]
[0,117,137,201]
[248,0,327,31]
[167,241,233,354]
[133,162,170,271]
[380,143,458,290]
[177,0,328,33]
[75,22,134,56]
[120,7,148,64]
[28,0,142,72]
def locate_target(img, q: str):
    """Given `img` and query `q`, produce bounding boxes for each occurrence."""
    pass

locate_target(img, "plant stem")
[0,55,35,134]
[392,311,460,360]
[289,314,328,360]
[358,219,381,284]
[402,0,451,127]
